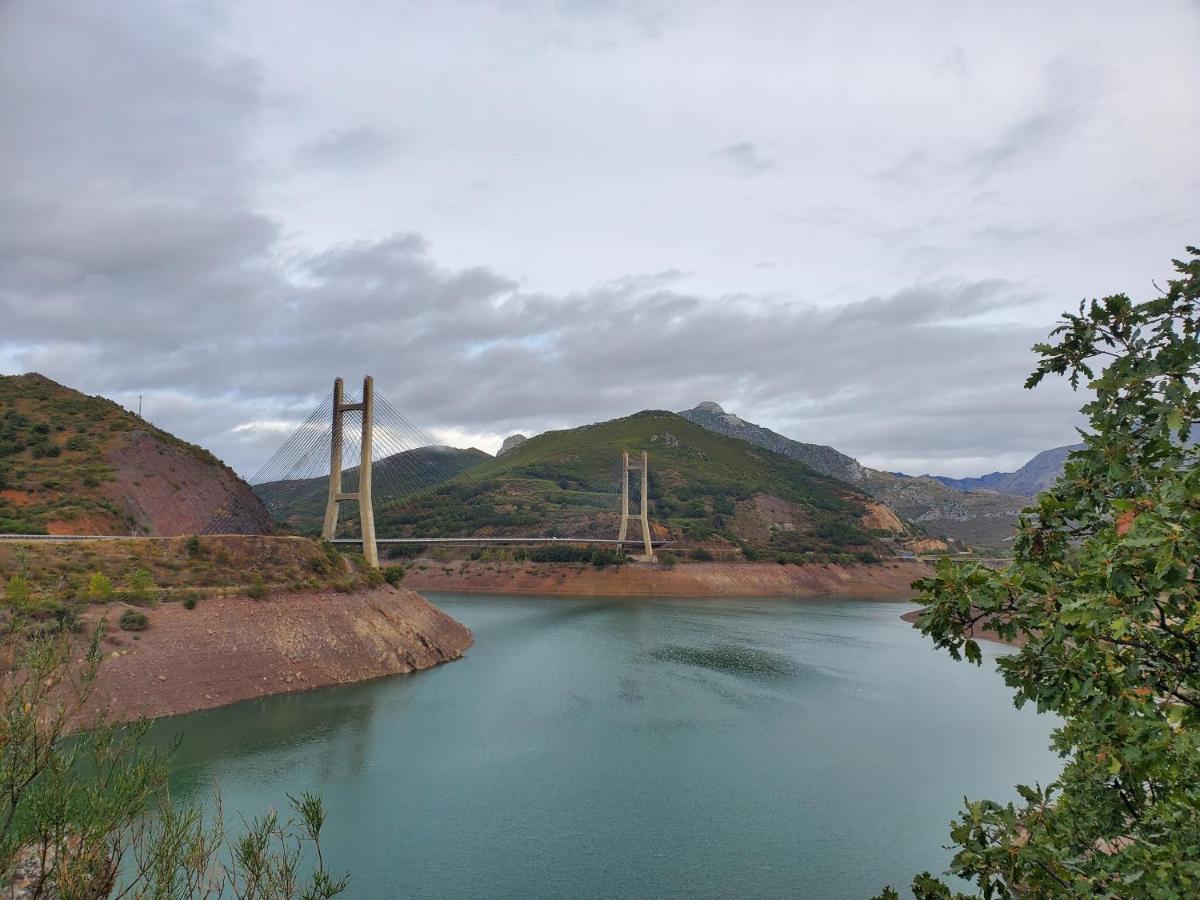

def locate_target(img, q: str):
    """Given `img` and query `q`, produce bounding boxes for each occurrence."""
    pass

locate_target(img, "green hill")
[369,410,903,561]
[0,373,271,535]
[254,446,490,534]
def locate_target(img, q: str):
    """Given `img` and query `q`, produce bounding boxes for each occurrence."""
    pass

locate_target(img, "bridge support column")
[320,376,379,568]
[617,450,655,562]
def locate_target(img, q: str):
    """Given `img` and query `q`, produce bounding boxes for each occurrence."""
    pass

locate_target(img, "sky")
[1,1,1198,478]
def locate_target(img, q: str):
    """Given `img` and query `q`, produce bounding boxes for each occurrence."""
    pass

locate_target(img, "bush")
[4,574,31,607]
[86,572,114,602]
[246,576,267,600]
[181,594,199,610]
[129,568,155,604]
[65,435,90,452]
[118,609,148,631]
[690,548,715,562]
[383,566,404,586]
[184,535,202,556]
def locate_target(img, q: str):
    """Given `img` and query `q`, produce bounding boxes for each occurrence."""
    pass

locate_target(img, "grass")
[0,535,380,616]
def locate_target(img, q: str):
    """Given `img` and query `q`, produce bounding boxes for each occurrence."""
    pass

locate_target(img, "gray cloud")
[1,0,1196,479]
[709,142,775,177]
[294,126,400,169]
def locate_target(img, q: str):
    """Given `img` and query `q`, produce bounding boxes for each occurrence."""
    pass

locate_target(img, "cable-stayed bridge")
[248,377,662,566]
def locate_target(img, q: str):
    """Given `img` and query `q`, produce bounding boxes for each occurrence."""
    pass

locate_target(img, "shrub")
[690,548,715,562]
[129,568,155,604]
[4,575,31,607]
[383,566,404,586]
[246,576,267,600]
[65,435,90,452]
[181,594,199,610]
[86,572,114,602]
[118,609,148,631]
[184,535,202,556]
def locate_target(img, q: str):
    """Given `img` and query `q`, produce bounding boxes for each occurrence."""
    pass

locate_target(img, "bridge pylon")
[321,376,379,568]
[617,450,655,562]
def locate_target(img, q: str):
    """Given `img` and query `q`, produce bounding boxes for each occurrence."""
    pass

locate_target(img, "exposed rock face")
[108,429,273,535]
[498,433,528,455]
[0,373,273,536]
[88,586,473,722]
[679,402,1029,550]
[679,402,867,483]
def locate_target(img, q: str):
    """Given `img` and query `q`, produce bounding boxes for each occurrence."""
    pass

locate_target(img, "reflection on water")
[650,642,805,681]
[152,594,1061,899]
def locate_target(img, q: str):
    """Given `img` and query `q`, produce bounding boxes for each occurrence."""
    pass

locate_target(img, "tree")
[879,247,1200,898]
[0,624,349,898]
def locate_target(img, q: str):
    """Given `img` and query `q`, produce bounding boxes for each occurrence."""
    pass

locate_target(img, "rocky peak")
[498,433,528,455]
[693,401,725,415]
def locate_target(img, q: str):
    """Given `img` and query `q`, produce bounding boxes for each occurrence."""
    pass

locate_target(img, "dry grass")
[0,536,369,607]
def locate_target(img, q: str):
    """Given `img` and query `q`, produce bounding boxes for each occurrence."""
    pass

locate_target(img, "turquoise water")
[152,595,1060,898]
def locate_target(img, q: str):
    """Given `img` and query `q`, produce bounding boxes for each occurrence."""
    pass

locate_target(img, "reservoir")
[153,594,1059,898]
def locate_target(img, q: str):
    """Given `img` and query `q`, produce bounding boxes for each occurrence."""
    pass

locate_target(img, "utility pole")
[617,450,655,561]
[321,376,379,568]
[137,395,142,418]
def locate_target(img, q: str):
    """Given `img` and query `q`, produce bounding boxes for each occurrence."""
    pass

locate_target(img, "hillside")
[0,373,271,535]
[678,402,1028,551]
[255,445,490,534]
[366,410,910,561]
[927,443,1083,496]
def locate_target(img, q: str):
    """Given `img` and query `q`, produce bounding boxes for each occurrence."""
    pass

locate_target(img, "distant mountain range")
[920,444,1083,496]
[678,401,1068,551]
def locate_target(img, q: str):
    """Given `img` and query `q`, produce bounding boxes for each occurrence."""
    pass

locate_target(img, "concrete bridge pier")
[618,450,655,562]
[321,376,379,568]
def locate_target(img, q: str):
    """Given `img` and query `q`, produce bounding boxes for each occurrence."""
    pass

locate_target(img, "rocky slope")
[0,373,271,535]
[679,401,1028,551]
[498,434,528,455]
[86,585,473,722]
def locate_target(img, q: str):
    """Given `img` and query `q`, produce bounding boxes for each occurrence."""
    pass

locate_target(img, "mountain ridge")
[678,401,1030,551]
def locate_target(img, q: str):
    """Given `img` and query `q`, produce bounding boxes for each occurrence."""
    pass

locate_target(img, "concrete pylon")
[320,376,379,568]
[617,450,655,561]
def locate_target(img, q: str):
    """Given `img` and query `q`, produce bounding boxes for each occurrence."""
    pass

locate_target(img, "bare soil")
[403,558,930,598]
[83,586,473,723]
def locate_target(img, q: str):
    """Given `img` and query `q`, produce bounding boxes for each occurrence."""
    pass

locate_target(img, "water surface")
[154,594,1059,898]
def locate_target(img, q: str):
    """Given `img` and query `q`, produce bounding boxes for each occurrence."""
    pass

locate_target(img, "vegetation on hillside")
[0,536,385,632]
[366,410,890,561]
[879,248,1200,897]
[0,625,347,897]
[254,446,489,535]
[0,374,238,535]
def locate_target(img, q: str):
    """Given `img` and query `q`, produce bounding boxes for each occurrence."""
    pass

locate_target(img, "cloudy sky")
[2,1,1197,477]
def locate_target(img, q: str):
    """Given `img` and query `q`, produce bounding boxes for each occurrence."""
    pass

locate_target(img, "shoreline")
[402,558,930,599]
[83,585,473,724]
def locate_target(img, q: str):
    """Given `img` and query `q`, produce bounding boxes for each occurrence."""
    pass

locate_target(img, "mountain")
[497,434,528,455]
[0,373,271,535]
[928,444,1083,496]
[367,409,908,560]
[679,402,866,483]
[679,401,1029,551]
[255,445,490,534]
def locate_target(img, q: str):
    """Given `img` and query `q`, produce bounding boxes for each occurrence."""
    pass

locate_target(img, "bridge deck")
[0,534,670,547]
